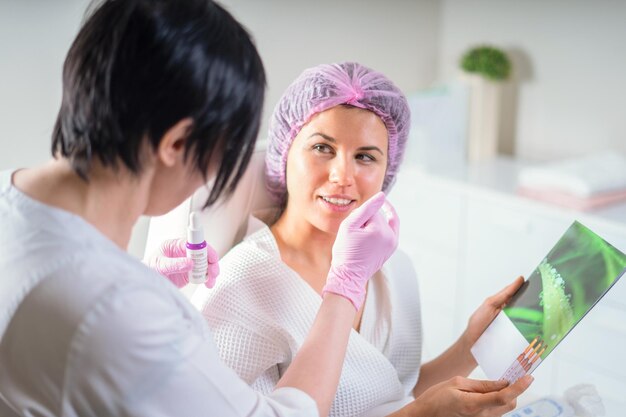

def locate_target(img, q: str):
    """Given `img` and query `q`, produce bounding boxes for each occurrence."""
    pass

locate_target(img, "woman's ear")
[157,118,194,167]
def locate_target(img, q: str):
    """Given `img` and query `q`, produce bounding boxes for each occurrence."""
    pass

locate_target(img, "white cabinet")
[388,157,626,416]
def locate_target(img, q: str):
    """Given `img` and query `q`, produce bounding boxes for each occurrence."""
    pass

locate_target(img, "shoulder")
[59,244,206,347]
[60,276,227,415]
[191,228,292,322]
[64,256,211,379]
[73,248,203,332]
[191,227,317,342]
[209,225,285,292]
[77,244,187,296]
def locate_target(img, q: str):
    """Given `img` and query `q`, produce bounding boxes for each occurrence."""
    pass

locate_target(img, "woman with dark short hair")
[0,1,398,416]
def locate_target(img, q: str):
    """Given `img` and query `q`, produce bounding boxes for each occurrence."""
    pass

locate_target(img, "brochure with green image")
[471,221,626,383]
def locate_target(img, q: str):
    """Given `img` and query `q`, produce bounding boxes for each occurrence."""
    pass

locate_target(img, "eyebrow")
[307,132,385,155]
[308,132,336,143]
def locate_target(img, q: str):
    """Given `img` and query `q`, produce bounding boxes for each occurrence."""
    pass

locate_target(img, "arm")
[275,294,355,417]
[203,269,357,417]
[144,192,397,417]
[275,193,398,416]
[205,291,353,414]
[412,336,476,397]
[204,298,288,388]
[67,285,320,417]
[72,284,530,417]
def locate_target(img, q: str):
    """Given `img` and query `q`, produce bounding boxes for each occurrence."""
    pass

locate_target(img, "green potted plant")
[459,45,512,162]
[461,46,511,81]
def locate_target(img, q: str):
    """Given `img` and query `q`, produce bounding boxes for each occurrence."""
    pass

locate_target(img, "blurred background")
[2,0,626,168]
[1,1,625,415]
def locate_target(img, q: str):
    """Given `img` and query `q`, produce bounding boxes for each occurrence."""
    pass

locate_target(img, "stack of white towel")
[517,151,626,210]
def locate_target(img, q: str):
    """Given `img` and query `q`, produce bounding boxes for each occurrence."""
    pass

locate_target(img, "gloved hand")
[146,238,219,289]
[322,192,400,310]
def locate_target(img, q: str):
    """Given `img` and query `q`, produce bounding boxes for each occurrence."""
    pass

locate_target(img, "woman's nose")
[328,157,354,186]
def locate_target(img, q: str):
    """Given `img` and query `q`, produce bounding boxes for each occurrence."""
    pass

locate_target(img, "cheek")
[356,165,386,197]
[286,152,324,194]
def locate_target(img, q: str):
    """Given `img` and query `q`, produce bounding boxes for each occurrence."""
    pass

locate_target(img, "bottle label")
[187,247,208,284]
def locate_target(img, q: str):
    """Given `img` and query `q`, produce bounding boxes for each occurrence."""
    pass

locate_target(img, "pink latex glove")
[146,238,220,288]
[322,192,400,310]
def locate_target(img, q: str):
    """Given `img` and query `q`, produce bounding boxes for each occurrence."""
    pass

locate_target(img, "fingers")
[455,377,509,394]
[469,375,533,410]
[206,244,219,263]
[345,192,386,228]
[506,374,533,396]
[160,238,187,257]
[168,273,190,289]
[204,244,220,288]
[488,276,525,308]
[205,262,220,289]
[205,275,217,289]
[157,257,194,275]
[382,200,400,238]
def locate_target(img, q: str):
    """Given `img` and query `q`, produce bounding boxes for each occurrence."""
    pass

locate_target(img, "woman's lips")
[318,195,356,213]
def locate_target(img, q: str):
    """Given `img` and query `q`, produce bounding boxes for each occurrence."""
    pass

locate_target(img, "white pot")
[460,72,503,162]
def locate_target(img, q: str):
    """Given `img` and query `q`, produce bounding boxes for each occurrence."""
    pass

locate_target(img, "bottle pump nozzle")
[187,212,205,244]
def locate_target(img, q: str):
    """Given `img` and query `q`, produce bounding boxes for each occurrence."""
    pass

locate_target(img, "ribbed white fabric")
[192,220,423,417]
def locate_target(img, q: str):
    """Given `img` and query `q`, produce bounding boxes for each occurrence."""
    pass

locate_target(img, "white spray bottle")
[186,211,208,284]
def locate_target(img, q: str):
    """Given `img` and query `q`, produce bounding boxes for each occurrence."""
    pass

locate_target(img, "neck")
[12,158,152,250]
[271,205,336,269]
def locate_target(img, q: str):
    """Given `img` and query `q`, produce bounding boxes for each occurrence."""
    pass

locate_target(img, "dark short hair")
[52,0,265,207]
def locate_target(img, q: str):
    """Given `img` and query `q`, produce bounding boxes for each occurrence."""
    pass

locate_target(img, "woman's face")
[284,105,388,234]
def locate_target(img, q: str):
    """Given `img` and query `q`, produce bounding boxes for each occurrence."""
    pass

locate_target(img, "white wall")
[218,0,441,138]
[3,1,626,258]
[0,0,441,172]
[0,0,441,258]
[4,0,626,169]
[438,0,626,160]
[0,0,90,170]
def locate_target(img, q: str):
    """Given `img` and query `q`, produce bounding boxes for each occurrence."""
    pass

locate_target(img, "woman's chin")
[312,217,345,236]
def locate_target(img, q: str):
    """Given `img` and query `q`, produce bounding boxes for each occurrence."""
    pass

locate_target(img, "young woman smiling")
[190,62,531,417]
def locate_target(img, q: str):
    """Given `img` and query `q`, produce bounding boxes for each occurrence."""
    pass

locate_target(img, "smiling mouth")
[320,196,355,206]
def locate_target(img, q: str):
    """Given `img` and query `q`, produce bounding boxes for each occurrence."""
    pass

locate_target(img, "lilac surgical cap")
[265,62,411,203]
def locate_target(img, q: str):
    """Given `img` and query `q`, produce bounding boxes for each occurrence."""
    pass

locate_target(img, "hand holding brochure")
[471,221,626,383]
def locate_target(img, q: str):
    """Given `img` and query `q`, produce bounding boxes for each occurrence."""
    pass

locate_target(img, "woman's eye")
[313,144,333,153]
[356,153,375,162]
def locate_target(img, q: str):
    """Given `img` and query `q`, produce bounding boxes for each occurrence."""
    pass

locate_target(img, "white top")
[0,170,317,417]
[191,219,423,417]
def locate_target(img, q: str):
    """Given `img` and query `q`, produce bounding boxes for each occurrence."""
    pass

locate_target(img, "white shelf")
[392,156,626,247]
[398,156,626,238]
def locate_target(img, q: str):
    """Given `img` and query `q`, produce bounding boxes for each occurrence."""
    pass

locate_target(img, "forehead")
[301,105,388,144]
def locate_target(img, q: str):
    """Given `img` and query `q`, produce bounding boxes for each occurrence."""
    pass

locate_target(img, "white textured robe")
[192,219,423,417]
